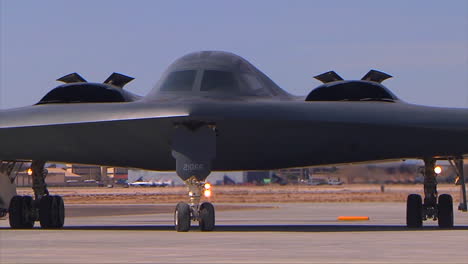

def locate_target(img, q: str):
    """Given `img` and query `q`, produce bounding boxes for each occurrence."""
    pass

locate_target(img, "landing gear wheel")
[174,202,191,232]
[55,196,65,228]
[21,196,35,229]
[39,195,65,229]
[406,194,423,228]
[9,195,34,229]
[199,202,215,231]
[438,194,453,228]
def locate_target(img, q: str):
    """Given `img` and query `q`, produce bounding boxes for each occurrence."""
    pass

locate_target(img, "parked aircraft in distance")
[128,177,168,187]
[0,51,466,231]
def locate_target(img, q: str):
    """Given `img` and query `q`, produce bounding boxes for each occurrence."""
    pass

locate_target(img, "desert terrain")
[16,184,462,204]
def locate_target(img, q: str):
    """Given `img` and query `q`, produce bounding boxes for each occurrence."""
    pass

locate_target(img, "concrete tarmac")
[1,203,467,264]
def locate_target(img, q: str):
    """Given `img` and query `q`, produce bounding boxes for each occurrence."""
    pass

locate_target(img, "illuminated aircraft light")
[337,216,369,221]
[27,168,33,176]
[434,166,442,174]
[204,189,212,198]
[204,183,211,190]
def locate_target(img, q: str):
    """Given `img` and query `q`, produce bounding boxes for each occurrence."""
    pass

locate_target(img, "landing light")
[204,182,212,198]
[434,166,442,175]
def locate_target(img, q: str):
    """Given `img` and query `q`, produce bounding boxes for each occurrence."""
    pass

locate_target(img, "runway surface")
[1,203,467,263]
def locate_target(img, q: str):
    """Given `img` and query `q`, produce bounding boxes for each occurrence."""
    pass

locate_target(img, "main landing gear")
[8,160,65,229]
[406,157,466,228]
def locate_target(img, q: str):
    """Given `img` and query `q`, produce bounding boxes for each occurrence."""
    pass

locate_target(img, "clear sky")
[0,0,467,109]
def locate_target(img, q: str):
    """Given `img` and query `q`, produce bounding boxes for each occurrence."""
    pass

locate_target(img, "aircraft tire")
[199,202,215,231]
[21,196,35,229]
[438,194,453,228]
[54,195,65,228]
[9,195,34,229]
[406,194,423,228]
[39,196,53,228]
[40,195,65,229]
[175,202,191,232]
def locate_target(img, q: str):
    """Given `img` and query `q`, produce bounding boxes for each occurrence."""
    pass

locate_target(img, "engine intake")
[306,70,398,102]
[37,72,140,105]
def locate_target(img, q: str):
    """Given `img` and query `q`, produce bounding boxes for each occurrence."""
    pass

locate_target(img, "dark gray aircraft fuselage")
[1,51,468,180]
[1,98,468,172]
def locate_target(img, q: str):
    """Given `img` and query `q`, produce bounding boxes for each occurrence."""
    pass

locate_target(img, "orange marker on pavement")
[337,216,370,221]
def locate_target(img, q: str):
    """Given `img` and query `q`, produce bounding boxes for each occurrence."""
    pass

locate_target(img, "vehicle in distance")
[328,179,343,185]
[128,177,168,187]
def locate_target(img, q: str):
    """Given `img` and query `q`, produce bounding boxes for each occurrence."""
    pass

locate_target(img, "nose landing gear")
[171,123,217,232]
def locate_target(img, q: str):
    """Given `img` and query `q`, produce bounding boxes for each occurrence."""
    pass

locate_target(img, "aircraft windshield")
[200,70,238,92]
[147,51,292,99]
[160,70,196,91]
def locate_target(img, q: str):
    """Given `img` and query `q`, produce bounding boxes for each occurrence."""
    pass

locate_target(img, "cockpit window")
[200,70,237,92]
[160,70,196,91]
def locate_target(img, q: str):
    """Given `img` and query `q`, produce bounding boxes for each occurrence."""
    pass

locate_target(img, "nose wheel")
[174,178,215,232]
[174,202,191,232]
[199,202,215,231]
[174,201,215,232]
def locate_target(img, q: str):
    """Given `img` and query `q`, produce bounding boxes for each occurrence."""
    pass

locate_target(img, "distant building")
[110,167,129,180]
[14,163,128,186]
[66,164,128,182]
[66,164,101,180]
[16,167,81,187]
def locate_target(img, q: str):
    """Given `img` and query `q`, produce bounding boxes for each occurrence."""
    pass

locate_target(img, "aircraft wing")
[0,102,190,170]
[2,99,468,171]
